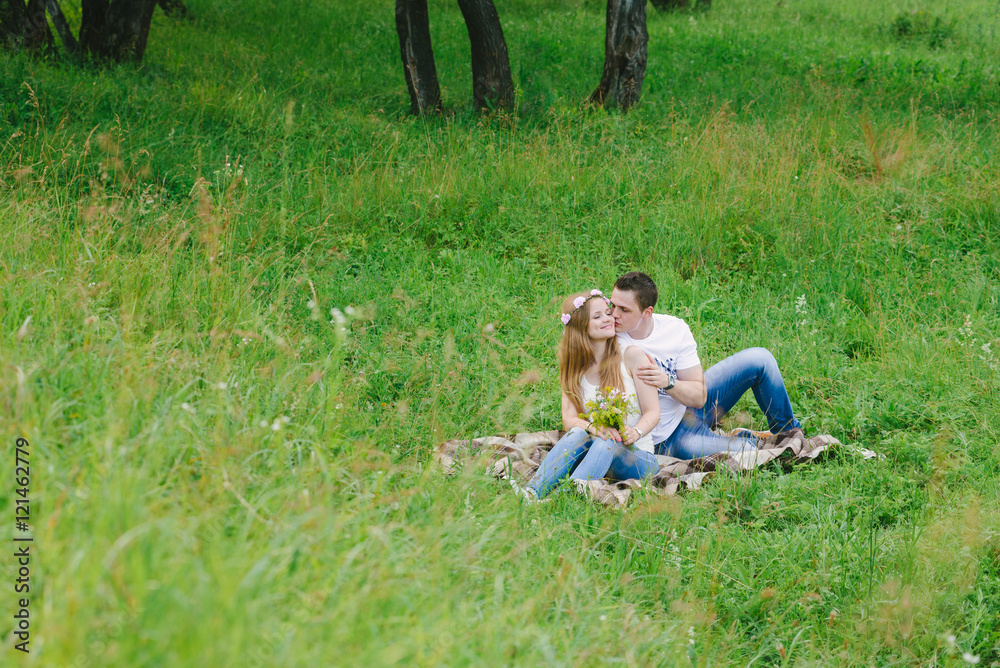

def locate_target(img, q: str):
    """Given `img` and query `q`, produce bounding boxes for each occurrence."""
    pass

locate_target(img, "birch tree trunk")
[590,0,649,112]
[395,0,442,115]
[456,0,514,112]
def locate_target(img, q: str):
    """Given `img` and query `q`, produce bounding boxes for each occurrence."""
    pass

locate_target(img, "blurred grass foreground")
[2,0,1000,664]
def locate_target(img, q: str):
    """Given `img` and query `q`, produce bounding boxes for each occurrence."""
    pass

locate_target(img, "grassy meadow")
[2,0,1000,664]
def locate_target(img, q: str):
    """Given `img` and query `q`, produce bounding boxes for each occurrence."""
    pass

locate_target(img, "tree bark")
[590,0,648,112]
[456,0,514,112]
[45,0,78,53]
[1,0,54,50]
[79,0,158,62]
[395,0,442,115]
[649,0,711,10]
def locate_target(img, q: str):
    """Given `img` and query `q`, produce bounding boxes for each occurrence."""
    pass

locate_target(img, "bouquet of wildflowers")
[580,386,636,441]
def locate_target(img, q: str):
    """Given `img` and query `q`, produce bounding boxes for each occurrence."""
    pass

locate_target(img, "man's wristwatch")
[664,372,677,391]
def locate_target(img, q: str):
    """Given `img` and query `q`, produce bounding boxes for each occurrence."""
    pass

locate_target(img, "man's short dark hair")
[614,272,658,311]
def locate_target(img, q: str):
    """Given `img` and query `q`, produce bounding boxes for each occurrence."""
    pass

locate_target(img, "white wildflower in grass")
[979,341,998,372]
[306,299,316,309]
[665,536,682,568]
[280,415,290,423]
[946,635,957,646]
[795,294,810,327]
[962,653,980,664]
[795,294,808,315]
[215,381,227,390]
[181,402,195,414]
[957,317,998,371]
[271,419,282,431]
[958,315,974,345]
[330,307,348,335]
[259,420,268,428]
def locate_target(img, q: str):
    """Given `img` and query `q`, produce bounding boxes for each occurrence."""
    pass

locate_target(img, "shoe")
[769,427,806,446]
[509,478,541,503]
[728,427,772,440]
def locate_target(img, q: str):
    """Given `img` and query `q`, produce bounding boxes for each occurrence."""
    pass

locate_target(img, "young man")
[610,271,804,459]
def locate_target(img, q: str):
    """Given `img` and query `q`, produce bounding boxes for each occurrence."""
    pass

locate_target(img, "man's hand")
[635,353,706,408]
[636,353,670,388]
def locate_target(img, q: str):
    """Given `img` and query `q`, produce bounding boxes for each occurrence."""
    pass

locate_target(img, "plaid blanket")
[438,429,878,508]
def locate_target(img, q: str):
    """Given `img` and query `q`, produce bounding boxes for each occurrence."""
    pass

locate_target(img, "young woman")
[524,290,661,499]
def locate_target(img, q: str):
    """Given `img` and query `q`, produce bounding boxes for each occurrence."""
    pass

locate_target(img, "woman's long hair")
[559,292,625,416]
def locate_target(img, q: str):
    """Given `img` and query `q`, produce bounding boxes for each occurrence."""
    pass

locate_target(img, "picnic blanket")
[438,429,879,508]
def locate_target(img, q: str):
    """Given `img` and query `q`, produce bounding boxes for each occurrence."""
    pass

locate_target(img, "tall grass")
[2,0,999,664]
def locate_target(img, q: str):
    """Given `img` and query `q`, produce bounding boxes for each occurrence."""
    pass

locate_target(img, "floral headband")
[560,289,610,325]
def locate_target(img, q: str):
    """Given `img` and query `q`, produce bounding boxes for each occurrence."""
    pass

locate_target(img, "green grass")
[2,0,1000,664]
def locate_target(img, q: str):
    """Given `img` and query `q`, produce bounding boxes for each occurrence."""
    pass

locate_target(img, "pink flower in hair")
[573,296,586,309]
[591,289,602,296]
[560,313,571,325]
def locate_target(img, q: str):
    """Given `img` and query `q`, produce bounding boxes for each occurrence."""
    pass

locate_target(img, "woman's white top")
[580,361,655,454]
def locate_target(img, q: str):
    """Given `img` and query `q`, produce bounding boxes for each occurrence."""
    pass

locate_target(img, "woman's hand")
[622,427,639,446]
[591,425,622,442]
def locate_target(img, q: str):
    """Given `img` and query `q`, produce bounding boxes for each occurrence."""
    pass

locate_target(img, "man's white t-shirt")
[616,314,700,444]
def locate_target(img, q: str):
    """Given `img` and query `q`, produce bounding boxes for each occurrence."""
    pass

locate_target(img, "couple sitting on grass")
[524,271,805,500]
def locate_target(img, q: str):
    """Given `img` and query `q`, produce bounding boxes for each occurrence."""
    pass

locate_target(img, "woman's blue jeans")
[526,427,660,498]
[656,347,802,459]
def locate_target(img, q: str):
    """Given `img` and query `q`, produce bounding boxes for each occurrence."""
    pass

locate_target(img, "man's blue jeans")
[656,347,802,459]
[526,427,659,498]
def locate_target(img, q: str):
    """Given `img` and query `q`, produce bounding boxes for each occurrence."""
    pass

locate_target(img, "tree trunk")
[45,0,79,53]
[1,0,54,50]
[649,0,711,10]
[395,0,441,115]
[79,0,158,62]
[456,0,514,112]
[590,0,648,112]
